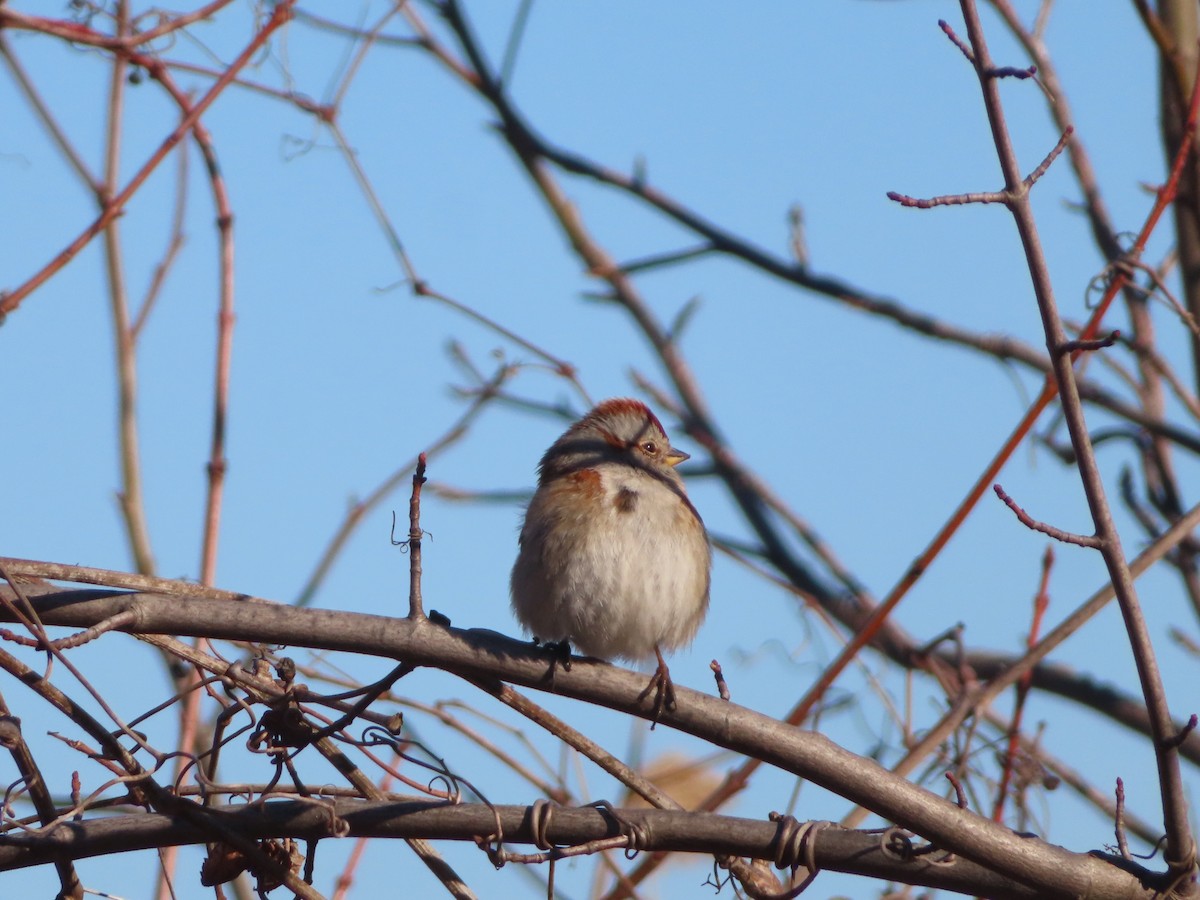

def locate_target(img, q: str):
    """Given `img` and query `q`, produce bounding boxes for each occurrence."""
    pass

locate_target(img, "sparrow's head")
[538,398,690,484]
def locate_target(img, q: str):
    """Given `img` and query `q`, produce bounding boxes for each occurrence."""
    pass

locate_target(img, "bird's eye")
[640,441,658,455]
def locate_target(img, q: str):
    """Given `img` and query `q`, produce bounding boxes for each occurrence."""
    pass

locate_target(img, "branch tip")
[1164,714,1198,750]
[938,19,974,63]
[993,484,1101,548]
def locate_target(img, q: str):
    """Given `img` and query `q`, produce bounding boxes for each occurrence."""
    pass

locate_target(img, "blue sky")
[2,2,1195,896]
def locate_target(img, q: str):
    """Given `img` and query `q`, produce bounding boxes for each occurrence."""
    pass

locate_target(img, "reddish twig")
[0,2,238,51]
[0,2,295,318]
[992,545,1053,822]
[945,771,968,809]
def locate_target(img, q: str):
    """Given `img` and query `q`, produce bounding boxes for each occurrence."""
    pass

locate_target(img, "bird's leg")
[637,645,676,728]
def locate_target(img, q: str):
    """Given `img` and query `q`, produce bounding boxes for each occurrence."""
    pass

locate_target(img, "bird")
[510,398,711,721]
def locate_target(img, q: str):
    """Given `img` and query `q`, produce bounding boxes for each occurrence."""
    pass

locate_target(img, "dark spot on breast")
[615,487,638,513]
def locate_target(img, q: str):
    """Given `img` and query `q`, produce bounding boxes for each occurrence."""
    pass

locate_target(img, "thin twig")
[295,369,509,607]
[992,546,1053,823]
[131,131,188,340]
[842,469,1200,829]
[407,454,428,620]
[196,89,237,590]
[0,33,99,193]
[993,484,1101,547]
[958,0,1197,876]
[0,3,296,317]
[0,691,83,898]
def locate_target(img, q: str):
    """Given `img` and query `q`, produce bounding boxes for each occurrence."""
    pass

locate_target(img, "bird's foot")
[637,646,676,729]
[532,637,573,684]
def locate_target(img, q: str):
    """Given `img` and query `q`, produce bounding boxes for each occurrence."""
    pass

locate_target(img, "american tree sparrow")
[510,398,711,719]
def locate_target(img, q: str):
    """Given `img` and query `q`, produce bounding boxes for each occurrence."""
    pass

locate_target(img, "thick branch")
[0,799,1132,899]
[0,584,1164,900]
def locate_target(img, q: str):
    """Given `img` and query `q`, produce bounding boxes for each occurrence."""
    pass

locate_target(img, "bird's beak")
[666,447,690,467]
